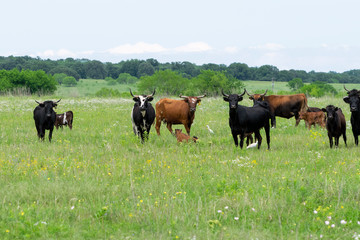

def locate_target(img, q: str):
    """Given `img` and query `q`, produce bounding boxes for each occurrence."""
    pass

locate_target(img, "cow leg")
[184,123,191,135]
[264,124,270,150]
[295,113,301,127]
[69,121,73,130]
[39,126,45,141]
[166,123,174,135]
[239,134,245,149]
[271,114,276,128]
[328,135,333,148]
[353,132,358,146]
[343,131,347,147]
[335,137,339,147]
[49,127,54,142]
[246,135,253,146]
[155,117,161,136]
[254,130,262,149]
[231,132,239,147]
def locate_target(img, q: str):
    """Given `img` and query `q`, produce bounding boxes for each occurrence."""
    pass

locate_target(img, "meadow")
[1,81,360,239]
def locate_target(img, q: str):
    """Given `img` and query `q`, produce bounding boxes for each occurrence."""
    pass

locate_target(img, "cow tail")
[301,95,309,112]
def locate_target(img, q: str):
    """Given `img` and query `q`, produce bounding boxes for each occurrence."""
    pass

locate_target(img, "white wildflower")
[313,210,318,214]
[71,206,75,210]
[234,217,239,221]
[341,220,347,225]
[331,224,335,228]
[325,221,330,225]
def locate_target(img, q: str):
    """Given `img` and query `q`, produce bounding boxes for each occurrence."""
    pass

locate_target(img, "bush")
[95,88,121,97]
[117,73,138,84]
[300,81,337,97]
[107,79,117,86]
[287,78,304,91]
[62,76,77,87]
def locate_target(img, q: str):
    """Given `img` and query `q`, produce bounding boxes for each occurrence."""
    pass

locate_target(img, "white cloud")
[224,46,239,53]
[107,42,167,55]
[174,42,212,53]
[250,43,285,51]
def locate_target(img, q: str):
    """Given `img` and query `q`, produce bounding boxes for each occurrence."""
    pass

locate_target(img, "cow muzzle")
[351,107,358,112]
[190,108,196,112]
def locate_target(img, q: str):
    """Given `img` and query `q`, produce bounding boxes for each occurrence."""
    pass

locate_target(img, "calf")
[130,89,156,143]
[321,105,347,148]
[55,111,73,130]
[33,99,61,142]
[174,129,198,143]
[299,111,326,129]
[222,90,271,149]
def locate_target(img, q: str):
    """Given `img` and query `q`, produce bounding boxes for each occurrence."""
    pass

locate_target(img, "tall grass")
[0,95,360,239]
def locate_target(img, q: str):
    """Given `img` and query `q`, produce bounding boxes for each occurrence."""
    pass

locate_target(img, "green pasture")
[1,94,360,239]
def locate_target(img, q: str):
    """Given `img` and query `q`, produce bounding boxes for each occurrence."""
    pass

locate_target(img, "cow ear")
[343,96,350,103]
[223,97,229,102]
[53,103,58,108]
[133,97,139,102]
[321,108,327,112]
[238,96,243,102]
[335,107,339,111]
[248,96,254,100]
[147,96,154,102]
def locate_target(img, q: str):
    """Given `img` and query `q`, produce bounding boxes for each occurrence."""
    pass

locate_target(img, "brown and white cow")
[155,94,206,135]
[245,89,308,128]
[55,111,73,130]
[299,111,326,130]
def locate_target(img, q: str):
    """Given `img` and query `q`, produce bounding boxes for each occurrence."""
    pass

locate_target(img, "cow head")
[322,105,338,120]
[179,94,206,113]
[245,89,268,103]
[35,99,61,118]
[222,90,246,110]
[343,85,360,112]
[130,89,155,114]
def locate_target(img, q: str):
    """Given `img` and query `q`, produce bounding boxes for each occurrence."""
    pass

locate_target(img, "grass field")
[1,90,360,239]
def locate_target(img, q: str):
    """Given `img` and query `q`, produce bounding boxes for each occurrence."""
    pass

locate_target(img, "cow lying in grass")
[174,129,198,143]
[299,111,325,130]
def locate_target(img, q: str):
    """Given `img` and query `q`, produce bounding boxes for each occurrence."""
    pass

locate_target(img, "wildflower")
[224,206,229,210]
[340,220,347,225]
[327,216,332,220]
[217,210,222,213]
[6,230,10,233]
[331,224,335,228]
[358,221,360,225]
[71,206,75,210]
[234,217,239,221]
[313,210,318,214]
[325,221,330,225]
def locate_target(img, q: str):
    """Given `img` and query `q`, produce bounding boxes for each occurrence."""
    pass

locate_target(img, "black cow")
[321,105,347,148]
[222,90,271,150]
[33,99,61,142]
[343,86,360,145]
[130,89,156,143]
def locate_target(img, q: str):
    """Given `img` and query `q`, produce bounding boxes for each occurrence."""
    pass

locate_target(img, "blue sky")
[1,0,360,72]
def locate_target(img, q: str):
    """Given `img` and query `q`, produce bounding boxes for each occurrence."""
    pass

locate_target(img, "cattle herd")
[33,86,360,149]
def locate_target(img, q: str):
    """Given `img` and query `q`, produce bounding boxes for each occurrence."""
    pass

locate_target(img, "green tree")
[62,76,77,87]
[137,62,155,77]
[53,73,68,85]
[287,78,304,91]
[117,73,138,84]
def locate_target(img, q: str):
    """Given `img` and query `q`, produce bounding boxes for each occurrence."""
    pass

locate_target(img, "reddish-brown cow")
[245,89,308,128]
[175,129,198,143]
[299,111,326,129]
[55,111,73,130]
[155,94,206,135]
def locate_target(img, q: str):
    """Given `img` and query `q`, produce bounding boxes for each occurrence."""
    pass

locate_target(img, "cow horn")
[149,89,156,97]
[196,94,206,98]
[244,89,252,97]
[221,89,229,97]
[179,95,188,99]
[238,90,246,97]
[344,85,350,93]
[260,89,268,96]
[129,88,138,98]
[35,100,42,105]
[55,99,61,103]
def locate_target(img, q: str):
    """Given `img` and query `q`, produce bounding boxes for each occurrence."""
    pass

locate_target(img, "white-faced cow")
[343,85,360,146]
[222,90,271,150]
[33,99,61,142]
[130,89,156,143]
[245,89,308,128]
[322,105,347,148]
[55,111,73,130]
[155,94,206,135]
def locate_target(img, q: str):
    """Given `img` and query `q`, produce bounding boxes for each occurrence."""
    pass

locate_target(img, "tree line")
[1,56,360,83]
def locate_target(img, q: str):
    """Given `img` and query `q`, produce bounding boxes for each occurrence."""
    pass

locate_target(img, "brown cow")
[245,89,308,128]
[175,129,198,143]
[155,94,206,135]
[55,111,73,130]
[299,111,326,129]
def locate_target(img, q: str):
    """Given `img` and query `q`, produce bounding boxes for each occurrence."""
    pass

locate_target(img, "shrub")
[62,76,77,87]
[300,81,337,97]
[95,88,121,97]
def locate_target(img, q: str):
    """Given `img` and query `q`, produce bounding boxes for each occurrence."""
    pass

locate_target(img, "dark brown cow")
[322,105,347,148]
[155,94,206,135]
[299,111,326,130]
[55,111,73,130]
[245,89,308,128]
[175,129,198,143]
